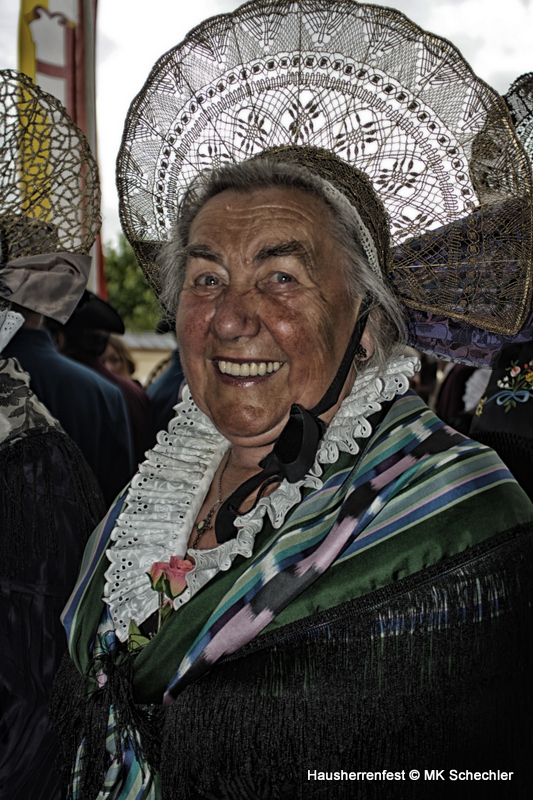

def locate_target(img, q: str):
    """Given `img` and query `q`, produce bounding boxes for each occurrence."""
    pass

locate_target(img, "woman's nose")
[211,285,261,340]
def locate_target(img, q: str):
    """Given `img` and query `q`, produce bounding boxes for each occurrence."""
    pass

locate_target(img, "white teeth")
[217,360,282,377]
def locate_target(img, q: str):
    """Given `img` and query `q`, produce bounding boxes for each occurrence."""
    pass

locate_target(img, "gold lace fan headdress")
[506,73,533,163]
[117,0,533,348]
[0,70,101,324]
[0,70,100,259]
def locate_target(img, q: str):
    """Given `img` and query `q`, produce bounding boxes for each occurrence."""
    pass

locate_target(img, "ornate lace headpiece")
[506,73,533,161]
[0,70,100,323]
[117,0,533,362]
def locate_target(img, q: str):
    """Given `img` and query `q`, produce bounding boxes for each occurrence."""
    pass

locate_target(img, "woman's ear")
[358,327,374,361]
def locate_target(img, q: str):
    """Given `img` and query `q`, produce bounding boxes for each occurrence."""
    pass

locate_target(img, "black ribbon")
[215,296,371,543]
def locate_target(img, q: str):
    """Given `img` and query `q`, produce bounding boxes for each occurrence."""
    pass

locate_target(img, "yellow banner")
[16,79,52,220]
[18,0,50,81]
[17,1,102,292]
[18,0,52,221]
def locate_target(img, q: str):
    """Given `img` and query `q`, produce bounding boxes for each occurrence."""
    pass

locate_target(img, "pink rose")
[510,366,521,377]
[148,561,169,591]
[166,556,194,597]
[148,556,193,599]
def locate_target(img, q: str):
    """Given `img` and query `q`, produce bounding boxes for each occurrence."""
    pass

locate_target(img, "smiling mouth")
[217,360,283,377]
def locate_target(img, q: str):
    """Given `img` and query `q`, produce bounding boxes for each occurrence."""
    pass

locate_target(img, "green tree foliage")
[104,235,162,331]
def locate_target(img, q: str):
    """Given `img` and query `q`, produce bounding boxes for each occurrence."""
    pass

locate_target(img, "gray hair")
[159,159,406,374]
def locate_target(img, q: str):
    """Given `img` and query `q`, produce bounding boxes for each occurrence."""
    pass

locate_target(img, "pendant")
[195,517,210,533]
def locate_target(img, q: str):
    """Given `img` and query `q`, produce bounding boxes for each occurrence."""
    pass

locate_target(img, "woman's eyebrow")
[255,240,313,270]
[184,243,223,263]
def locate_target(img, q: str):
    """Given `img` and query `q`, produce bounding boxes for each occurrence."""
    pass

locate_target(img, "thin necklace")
[190,448,233,548]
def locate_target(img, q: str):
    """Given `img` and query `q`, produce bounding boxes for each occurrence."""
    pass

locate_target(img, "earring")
[355,344,367,361]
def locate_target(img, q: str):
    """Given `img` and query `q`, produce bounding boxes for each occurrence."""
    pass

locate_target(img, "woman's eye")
[272,272,295,284]
[195,274,221,287]
[260,271,299,292]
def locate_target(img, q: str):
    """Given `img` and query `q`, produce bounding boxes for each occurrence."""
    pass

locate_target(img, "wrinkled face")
[175,186,361,448]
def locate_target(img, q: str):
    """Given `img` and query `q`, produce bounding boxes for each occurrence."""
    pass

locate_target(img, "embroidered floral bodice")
[104,356,418,641]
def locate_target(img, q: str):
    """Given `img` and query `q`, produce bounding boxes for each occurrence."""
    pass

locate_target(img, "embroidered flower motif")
[148,556,194,599]
[483,360,533,413]
[0,371,29,407]
[0,358,59,440]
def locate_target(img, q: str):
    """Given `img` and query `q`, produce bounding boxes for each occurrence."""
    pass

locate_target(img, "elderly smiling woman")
[162,157,405,499]
[53,2,533,799]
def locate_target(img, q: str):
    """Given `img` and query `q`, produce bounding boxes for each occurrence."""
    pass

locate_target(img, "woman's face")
[175,186,362,449]
[102,342,129,379]
[101,343,124,375]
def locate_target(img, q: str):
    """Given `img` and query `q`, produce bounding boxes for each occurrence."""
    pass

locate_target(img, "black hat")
[63,290,125,334]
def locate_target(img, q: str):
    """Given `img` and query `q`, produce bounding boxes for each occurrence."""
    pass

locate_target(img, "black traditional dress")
[0,357,105,800]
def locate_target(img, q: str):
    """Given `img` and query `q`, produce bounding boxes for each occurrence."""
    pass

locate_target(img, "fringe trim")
[52,525,533,800]
[160,526,533,799]
[50,644,163,800]
[0,427,105,577]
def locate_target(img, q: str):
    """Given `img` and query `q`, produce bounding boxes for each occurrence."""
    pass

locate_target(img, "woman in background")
[101,334,137,382]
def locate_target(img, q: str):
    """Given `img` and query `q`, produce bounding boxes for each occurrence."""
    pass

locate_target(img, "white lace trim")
[0,309,24,353]
[104,356,418,641]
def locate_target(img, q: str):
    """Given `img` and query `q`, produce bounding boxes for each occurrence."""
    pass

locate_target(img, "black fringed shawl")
[159,523,533,800]
[53,523,533,800]
[0,427,106,577]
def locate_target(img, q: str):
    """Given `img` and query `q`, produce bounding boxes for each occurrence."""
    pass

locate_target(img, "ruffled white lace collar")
[104,355,418,641]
